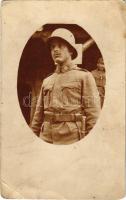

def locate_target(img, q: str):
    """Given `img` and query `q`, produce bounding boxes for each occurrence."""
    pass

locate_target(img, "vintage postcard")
[1,0,126,199]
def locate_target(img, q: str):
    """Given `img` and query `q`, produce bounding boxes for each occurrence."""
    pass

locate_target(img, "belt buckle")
[53,113,62,122]
[52,114,57,123]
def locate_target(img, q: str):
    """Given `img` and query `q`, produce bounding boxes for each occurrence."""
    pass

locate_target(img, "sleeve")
[82,72,101,134]
[30,84,44,136]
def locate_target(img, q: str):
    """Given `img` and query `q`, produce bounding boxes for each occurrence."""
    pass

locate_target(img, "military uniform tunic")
[31,65,101,144]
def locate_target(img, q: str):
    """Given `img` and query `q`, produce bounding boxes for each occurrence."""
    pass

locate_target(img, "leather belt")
[44,113,82,122]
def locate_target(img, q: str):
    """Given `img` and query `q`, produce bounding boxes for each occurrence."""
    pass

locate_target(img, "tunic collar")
[55,63,77,73]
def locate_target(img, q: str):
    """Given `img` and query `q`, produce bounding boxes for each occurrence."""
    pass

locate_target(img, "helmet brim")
[47,36,77,60]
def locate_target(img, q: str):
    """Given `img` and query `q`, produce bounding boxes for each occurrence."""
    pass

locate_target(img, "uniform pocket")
[61,81,80,90]
[61,81,81,105]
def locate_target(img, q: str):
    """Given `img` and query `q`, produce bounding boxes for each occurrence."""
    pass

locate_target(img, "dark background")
[17,24,103,125]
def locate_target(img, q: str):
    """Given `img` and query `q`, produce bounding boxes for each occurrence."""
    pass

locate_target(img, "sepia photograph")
[17,24,106,144]
[1,0,125,199]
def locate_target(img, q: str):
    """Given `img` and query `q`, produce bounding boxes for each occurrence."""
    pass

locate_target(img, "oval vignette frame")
[17,23,106,144]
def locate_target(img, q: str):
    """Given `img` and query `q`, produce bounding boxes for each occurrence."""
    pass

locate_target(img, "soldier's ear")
[68,46,73,58]
[70,52,73,56]
[68,50,73,58]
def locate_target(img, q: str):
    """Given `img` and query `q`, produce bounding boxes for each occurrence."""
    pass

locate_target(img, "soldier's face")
[50,39,72,64]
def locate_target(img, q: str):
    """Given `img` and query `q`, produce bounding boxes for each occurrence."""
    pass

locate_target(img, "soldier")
[31,28,101,145]
[92,57,106,107]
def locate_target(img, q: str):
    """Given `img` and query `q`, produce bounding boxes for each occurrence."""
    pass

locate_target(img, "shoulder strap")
[74,66,89,72]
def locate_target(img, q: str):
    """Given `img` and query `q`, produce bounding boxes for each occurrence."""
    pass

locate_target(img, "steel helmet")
[47,28,77,59]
